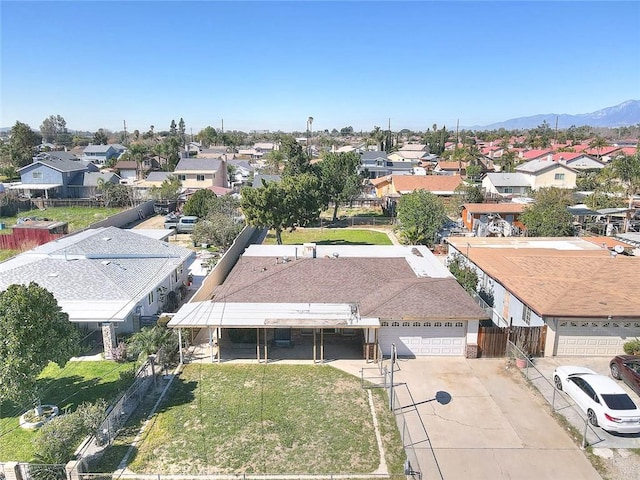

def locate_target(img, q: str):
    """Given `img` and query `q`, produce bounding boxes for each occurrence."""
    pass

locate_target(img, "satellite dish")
[614,245,624,254]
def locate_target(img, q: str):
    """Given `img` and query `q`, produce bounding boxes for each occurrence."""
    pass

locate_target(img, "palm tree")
[496,150,517,173]
[127,143,148,179]
[611,148,640,232]
[589,136,608,161]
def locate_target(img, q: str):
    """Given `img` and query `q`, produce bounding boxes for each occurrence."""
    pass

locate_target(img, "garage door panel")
[379,324,466,356]
[556,322,640,356]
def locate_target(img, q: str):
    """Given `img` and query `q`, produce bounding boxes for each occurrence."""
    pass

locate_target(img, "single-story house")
[446,236,640,357]
[370,174,463,197]
[168,244,488,361]
[0,226,194,353]
[461,203,526,233]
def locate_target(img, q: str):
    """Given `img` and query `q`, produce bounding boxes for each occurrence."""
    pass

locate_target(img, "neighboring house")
[388,149,430,163]
[552,152,604,170]
[370,174,463,198]
[168,244,488,360]
[583,146,622,162]
[433,161,467,175]
[82,144,126,165]
[446,236,640,357]
[482,173,531,197]
[0,227,195,350]
[519,149,552,161]
[68,171,120,198]
[359,151,391,178]
[515,159,577,190]
[13,153,100,199]
[173,157,227,190]
[254,142,276,153]
[114,160,138,180]
[228,159,255,185]
[461,203,526,232]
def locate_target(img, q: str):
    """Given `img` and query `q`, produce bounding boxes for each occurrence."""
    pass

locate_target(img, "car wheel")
[610,363,621,380]
[588,409,599,427]
[554,375,563,391]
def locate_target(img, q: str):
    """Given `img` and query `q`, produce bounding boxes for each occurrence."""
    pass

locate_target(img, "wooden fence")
[0,229,65,250]
[477,325,547,358]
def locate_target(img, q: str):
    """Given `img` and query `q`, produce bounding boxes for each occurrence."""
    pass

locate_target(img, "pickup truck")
[164,213,181,230]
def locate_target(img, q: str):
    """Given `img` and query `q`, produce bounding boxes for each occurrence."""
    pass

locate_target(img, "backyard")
[263,227,394,245]
[0,206,124,233]
[100,364,405,475]
[0,360,136,461]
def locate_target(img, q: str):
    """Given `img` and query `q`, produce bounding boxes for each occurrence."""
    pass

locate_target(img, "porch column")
[374,328,379,362]
[263,328,268,364]
[320,328,324,364]
[178,329,183,364]
[313,329,317,364]
[208,327,213,363]
[217,328,221,363]
[256,328,261,362]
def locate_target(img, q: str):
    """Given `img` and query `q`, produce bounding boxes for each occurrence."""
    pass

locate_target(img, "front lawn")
[0,360,136,462]
[125,364,405,474]
[263,228,393,245]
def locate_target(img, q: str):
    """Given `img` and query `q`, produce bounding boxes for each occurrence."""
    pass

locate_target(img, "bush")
[623,338,640,355]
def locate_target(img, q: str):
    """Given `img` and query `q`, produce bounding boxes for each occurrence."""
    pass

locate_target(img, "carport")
[168,301,380,363]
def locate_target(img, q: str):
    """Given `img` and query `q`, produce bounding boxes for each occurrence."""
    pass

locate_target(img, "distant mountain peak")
[470,100,640,130]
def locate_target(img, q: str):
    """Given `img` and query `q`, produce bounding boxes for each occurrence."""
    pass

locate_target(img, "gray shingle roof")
[145,171,172,182]
[174,158,223,171]
[251,174,281,188]
[19,156,88,173]
[484,172,531,187]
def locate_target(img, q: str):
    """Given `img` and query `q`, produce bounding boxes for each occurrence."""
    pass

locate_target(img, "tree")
[496,150,517,173]
[126,326,177,361]
[193,213,243,248]
[610,149,640,232]
[396,190,447,246]
[589,136,608,160]
[520,188,574,236]
[149,175,182,201]
[8,121,41,168]
[263,149,285,174]
[317,152,363,221]
[127,142,148,179]
[241,173,323,244]
[93,129,108,145]
[183,188,217,218]
[39,115,67,144]
[196,126,218,148]
[453,184,485,215]
[0,283,82,405]
[169,119,177,136]
[97,178,131,207]
[178,117,186,144]
[281,136,313,176]
[447,253,478,294]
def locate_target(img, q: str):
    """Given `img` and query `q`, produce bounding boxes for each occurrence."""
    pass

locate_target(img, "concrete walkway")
[333,357,602,480]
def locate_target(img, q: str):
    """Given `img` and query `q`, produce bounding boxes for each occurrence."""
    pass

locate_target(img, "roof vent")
[101,260,111,265]
[332,252,339,258]
[282,256,289,263]
[102,237,111,241]
[48,272,59,277]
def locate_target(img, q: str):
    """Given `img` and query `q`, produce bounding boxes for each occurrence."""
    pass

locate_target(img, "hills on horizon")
[2,100,639,135]
[468,99,640,131]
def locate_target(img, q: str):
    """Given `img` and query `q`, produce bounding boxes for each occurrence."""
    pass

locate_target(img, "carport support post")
[256,328,261,362]
[263,328,268,364]
[178,329,184,364]
[217,328,221,363]
[208,327,213,363]
[389,343,396,411]
[313,329,317,363]
[320,328,324,363]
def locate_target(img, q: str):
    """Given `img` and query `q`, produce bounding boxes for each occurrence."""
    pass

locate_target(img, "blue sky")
[1,1,639,134]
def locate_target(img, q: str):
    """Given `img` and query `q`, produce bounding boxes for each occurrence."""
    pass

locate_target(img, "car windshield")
[601,394,637,410]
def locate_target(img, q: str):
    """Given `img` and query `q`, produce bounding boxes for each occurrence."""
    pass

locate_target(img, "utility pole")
[123,120,128,145]
[456,118,460,146]
[554,116,559,146]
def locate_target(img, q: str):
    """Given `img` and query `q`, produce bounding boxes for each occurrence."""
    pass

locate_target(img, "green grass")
[0,206,124,233]
[0,249,19,262]
[124,364,404,474]
[264,228,393,245]
[0,360,136,462]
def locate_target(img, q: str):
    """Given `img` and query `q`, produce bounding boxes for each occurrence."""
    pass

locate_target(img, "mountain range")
[469,100,640,131]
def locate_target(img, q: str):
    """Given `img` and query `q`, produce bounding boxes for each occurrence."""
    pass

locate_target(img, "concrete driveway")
[532,356,640,449]
[383,357,601,480]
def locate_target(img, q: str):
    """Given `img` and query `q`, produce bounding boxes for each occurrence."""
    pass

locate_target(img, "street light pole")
[307,116,313,158]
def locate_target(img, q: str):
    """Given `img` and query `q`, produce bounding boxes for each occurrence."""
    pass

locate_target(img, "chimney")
[303,243,317,258]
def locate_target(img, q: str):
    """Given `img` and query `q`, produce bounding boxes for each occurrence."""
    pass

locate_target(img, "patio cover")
[167,301,380,329]
[7,183,62,190]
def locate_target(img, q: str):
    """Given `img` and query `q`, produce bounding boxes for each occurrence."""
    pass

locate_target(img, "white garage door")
[556,321,640,356]
[378,321,466,356]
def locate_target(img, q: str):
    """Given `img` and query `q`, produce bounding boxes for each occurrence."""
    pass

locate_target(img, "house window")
[455,322,464,327]
[148,291,154,305]
[381,321,389,326]
[196,174,205,181]
[522,306,531,325]
[32,172,43,179]
[444,322,453,327]
[178,175,186,181]
[434,322,442,327]
[402,321,410,327]
[424,322,431,327]
[391,321,400,327]
[554,173,565,180]
[503,187,513,193]
[413,322,421,327]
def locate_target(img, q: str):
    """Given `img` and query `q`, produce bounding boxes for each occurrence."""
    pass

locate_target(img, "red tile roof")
[392,175,463,194]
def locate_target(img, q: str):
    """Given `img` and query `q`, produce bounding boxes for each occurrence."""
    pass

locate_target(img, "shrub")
[623,338,640,355]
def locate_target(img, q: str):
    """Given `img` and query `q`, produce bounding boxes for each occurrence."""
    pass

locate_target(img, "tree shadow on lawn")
[315,239,378,245]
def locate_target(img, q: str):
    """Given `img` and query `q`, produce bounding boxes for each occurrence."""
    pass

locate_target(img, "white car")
[553,366,640,434]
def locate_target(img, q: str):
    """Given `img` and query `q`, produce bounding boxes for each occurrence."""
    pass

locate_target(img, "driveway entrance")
[334,357,602,480]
